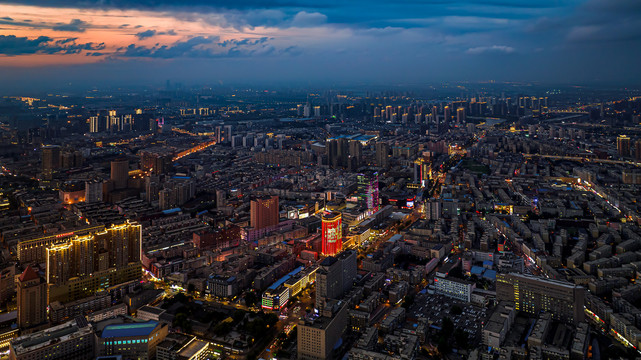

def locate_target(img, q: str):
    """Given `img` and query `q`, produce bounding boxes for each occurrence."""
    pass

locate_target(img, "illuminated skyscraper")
[357,171,379,211]
[322,212,342,256]
[250,195,279,230]
[456,107,466,124]
[46,221,142,303]
[443,106,451,124]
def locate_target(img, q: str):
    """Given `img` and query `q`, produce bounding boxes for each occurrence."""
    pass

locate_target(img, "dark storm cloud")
[135,29,156,39]
[52,19,89,32]
[116,35,291,59]
[0,35,104,55]
[135,29,178,39]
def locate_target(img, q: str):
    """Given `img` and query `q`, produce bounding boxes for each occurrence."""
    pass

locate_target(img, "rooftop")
[101,320,159,338]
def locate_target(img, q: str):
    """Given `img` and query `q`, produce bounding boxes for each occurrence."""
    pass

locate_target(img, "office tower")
[456,107,466,124]
[41,145,61,180]
[110,158,129,190]
[496,273,585,323]
[297,104,303,116]
[303,104,311,117]
[357,171,379,211]
[443,106,451,124]
[315,250,357,310]
[314,106,321,117]
[85,178,103,203]
[298,300,348,360]
[617,135,631,157]
[322,212,342,256]
[432,105,438,123]
[17,266,47,329]
[250,195,279,230]
[46,221,142,303]
[375,142,390,168]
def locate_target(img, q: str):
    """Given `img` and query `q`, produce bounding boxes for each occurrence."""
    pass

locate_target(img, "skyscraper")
[41,145,61,180]
[110,158,129,190]
[322,212,342,256]
[46,221,142,303]
[315,249,357,310]
[432,105,438,123]
[456,107,466,124]
[17,266,47,329]
[375,142,389,168]
[250,195,279,230]
[348,140,362,171]
[357,171,379,211]
[443,106,451,124]
[617,135,631,157]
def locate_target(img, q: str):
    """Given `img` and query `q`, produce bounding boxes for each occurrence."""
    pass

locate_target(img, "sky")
[0,0,639,92]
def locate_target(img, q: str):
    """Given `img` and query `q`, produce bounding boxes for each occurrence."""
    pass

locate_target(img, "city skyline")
[0,0,640,92]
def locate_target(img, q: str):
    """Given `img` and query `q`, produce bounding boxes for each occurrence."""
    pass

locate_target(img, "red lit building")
[250,195,279,230]
[322,212,342,256]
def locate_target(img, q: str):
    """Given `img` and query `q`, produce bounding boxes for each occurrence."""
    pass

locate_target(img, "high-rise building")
[321,212,342,256]
[375,142,389,168]
[41,145,61,180]
[17,266,47,329]
[348,140,362,170]
[496,273,585,323]
[432,105,438,123]
[46,221,142,303]
[315,250,356,310]
[250,195,279,230]
[85,179,103,203]
[297,300,348,360]
[617,135,631,157]
[110,158,129,190]
[635,140,641,162]
[456,107,466,124]
[443,106,451,124]
[357,171,379,211]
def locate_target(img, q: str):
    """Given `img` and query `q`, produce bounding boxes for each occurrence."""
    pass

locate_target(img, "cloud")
[52,19,89,32]
[115,35,294,59]
[136,29,157,39]
[0,34,104,55]
[466,45,515,54]
[290,11,327,27]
